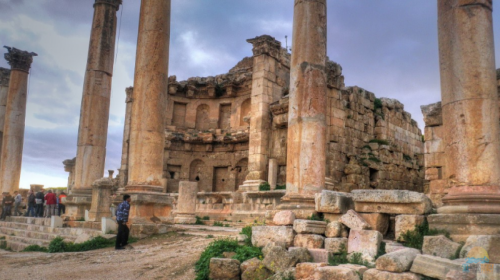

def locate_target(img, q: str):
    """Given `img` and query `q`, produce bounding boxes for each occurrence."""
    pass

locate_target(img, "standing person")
[13,191,22,216]
[35,190,44,217]
[115,194,131,250]
[44,190,57,218]
[25,191,35,217]
[58,192,67,216]
[1,193,14,220]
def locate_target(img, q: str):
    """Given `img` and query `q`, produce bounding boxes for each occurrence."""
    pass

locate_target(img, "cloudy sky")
[1,0,500,189]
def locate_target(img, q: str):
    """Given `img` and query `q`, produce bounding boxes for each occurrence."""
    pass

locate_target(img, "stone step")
[6,216,51,226]
[0,221,102,237]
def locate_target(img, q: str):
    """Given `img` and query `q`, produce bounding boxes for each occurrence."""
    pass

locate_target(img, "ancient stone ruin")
[0,0,499,279]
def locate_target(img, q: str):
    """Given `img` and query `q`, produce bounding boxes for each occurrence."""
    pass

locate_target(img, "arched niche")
[240,98,251,127]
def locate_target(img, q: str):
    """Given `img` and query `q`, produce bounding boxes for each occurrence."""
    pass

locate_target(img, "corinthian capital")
[94,0,123,10]
[3,46,37,73]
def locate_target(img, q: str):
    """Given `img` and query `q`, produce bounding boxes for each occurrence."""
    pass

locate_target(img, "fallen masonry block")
[262,245,299,273]
[395,215,425,241]
[460,235,500,264]
[384,241,407,253]
[313,266,360,280]
[340,210,371,230]
[325,221,343,238]
[375,248,421,273]
[338,264,369,275]
[314,190,353,213]
[348,230,383,262]
[307,248,333,263]
[287,247,313,263]
[293,219,327,235]
[296,262,328,280]
[352,190,432,215]
[422,235,462,259]
[360,213,389,235]
[410,254,463,280]
[273,210,296,226]
[324,237,348,254]
[363,269,423,280]
[294,234,325,249]
[209,258,240,280]
[476,263,500,280]
[252,226,295,248]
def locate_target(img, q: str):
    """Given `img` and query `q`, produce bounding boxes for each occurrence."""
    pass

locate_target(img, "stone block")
[268,268,296,280]
[338,264,368,275]
[273,210,296,226]
[313,266,360,280]
[240,257,261,273]
[384,241,406,253]
[445,270,475,280]
[209,258,240,280]
[395,215,425,241]
[296,263,327,280]
[352,190,432,215]
[323,213,343,222]
[294,234,325,249]
[420,102,442,127]
[363,269,422,280]
[477,263,500,280]
[410,254,463,280]
[427,214,500,243]
[314,190,353,214]
[262,246,299,273]
[50,216,63,228]
[460,235,500,264]
[101,217,117,234]
[348,230,383,262]
[422,235,462,259]
[241,259,273,280]
[74,233,92,244]
[375,248,421,273]
[252,226,295,248]
[340,210,371,230]
[293,219,327,235]
[359,213,389,235]
[308,248,333,263]
[324,238,348,254]
[325,221,342,238]
[288,247,313,263]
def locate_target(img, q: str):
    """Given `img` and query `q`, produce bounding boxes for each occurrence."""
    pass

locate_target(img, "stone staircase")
[0,216,105,252]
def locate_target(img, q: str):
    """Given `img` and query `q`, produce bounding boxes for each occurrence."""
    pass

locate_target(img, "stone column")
[239,35,282,191]
[0,47,37,194]
[428,0,500,241]
[268,158,278,190]
[67,0,122,219]
[174,181,198,224]
[125,0,173,228]
[0,68,10,162]
[280,0,328,215]
[63,158,76,193]
[117,87,133,191]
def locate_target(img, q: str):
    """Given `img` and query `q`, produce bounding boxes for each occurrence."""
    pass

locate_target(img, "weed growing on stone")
[195,216,204,225]
[259,182,271,191]
[202,216,210,220]
[399,220,450,250]
[213,221,224,227]
[369,139,389,146]
[307,213,324,221]
[328,244,374,268]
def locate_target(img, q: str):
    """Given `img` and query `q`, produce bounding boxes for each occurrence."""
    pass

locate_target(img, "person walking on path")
[44,190,57,218]
[35,190,44,217]
[115,194,131,250]
[1,193,14,220]
[13,191,22,216]
[25,191,35,217]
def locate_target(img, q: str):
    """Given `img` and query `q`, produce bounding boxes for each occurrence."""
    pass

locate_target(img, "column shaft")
[285,0,328,198]
[127,0,171,190]
[73,0,121,192]
[438,0,500,213]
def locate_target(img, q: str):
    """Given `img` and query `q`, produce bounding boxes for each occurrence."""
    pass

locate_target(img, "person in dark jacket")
[35,190,45,217]
[115,194,131,250]
[25,191,35,217]
[1,193,14,220]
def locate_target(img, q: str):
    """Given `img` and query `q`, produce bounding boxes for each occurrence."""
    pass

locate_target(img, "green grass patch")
[195,216,204,225]
[276,184,286,190]
[258,182,271,191]
[213,221,224,227]
[241,225,253,246]
[399,220,450,250]
[22,244,48,252]
[48,236,116,253]
[202,216,210,220]
[374,98,382,110]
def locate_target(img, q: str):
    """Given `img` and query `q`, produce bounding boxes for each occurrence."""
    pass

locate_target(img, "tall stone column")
[0,68,10,164]
[125,0,173,228]
[63,158,76,193]
[429,0,500,241]
[117,87,133,191]
[66,0,121,219]
[280,0,328,215]
[239,35,282,191]
[0,47,37,194]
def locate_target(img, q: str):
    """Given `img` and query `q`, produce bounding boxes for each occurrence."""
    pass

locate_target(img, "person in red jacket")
[44,190,57,218]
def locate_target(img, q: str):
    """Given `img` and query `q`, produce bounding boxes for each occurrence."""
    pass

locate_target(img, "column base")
[439,185,500,214]
[64,189,92,220]
[276,193,317,219]
[174,213,196,224]
[428,214,500,242]
[238,180,266,192]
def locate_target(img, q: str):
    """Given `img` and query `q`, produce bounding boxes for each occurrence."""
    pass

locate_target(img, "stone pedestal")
[87,177,113,222]
[280,0,327,213]
[69,0,121,219]
[0,47,36,194]
[124,0,173,228]
[434,0,500,240]
[174,181,198,224]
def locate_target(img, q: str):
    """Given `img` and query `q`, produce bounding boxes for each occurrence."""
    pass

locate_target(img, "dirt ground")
[0,225,240,280]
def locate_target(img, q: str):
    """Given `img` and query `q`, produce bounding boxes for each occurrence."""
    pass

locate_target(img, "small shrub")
[374,98,383,110]
[328,244,349,266]
[195,238,240,280]
[259,182,271,191]
[232,245,263,263]
[48,237,67,253]
[399,220,450,250]
[213,221,224,227]
[195,216,204,225]
[349,252,372,267]
[307,213,324,221]
[48,236,115,253]
[241,225,253,246]
[23,244,48,252]
[276,184,286,190]
[375,241,386,259]
[202,216,210,220]
[369,139,389,145]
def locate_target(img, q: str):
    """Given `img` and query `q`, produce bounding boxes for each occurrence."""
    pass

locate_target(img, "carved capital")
[94,0,122,10]
[4,46,37,73]
[125,86,134,103]
[0,67,11,87]
[247,35,282,59]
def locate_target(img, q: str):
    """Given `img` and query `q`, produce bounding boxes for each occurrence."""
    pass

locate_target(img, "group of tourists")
[0,189,67,220]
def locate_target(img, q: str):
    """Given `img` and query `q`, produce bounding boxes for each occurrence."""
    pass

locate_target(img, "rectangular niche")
[172,102,187,127]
